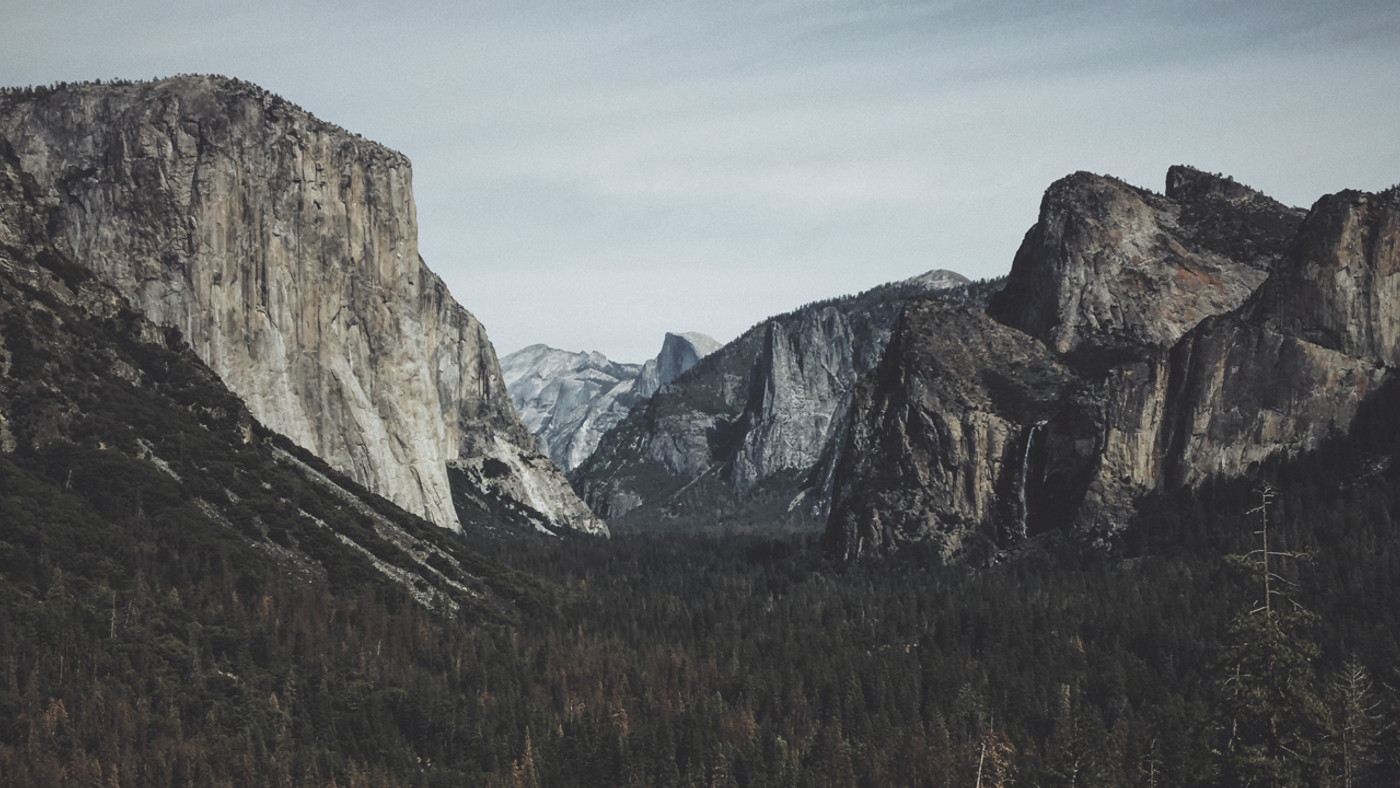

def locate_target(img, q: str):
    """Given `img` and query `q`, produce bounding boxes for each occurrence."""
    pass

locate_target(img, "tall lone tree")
[1213,485,1334,788]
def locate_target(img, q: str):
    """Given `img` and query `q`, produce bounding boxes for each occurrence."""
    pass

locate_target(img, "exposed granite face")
[1251,188,1400,365]
[0,138,536,614]
[1152,187,1400,488]
[729,307,859,493]
[823,299,1093,561]
[501,332,720,473]
[825,169,1399,560]
[655,332,722,389]
[988,167,1303,355]
[570,270,976,528]
[0,76,604,535]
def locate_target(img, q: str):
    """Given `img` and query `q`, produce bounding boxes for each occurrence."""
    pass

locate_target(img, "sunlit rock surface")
[0,76,604,535]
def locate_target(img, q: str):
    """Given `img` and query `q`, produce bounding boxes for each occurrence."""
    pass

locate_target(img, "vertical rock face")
[0,76,604,535]
[827,168,1400,560]
[654,332,722,388]
[729,308,859,492]
[1251,188,1400,365]
[823,299,1093,561]
[500,331,719,472]
[988,167,1302,355]
[570,271,982,528]
[1153,186,1400,488]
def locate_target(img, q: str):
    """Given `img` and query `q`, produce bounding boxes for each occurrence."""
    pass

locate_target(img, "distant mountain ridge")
[569,269,992,529]
[501,331,720,472]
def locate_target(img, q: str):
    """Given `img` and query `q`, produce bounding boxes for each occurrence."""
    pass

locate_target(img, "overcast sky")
[3,1,1398,362]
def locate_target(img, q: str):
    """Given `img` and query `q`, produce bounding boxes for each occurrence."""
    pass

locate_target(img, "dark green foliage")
[481,458,511,480]
[979,361,1081,425]
[1211,493,1332,788]
[1061,344,1149,383]
[9,369,1400,787]
[1177,194,1305,264]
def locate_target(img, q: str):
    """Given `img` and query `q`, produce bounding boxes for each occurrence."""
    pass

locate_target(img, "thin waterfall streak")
[1015,421,1046,541]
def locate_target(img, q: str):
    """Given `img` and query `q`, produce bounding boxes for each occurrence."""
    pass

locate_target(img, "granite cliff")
[823,299,1093,561]
[988,166,1301,355]
[0,134,525,615]
[501,331,719,472]
[0,76,603,535]
[826,167,1398,560]
[570,270,993,529]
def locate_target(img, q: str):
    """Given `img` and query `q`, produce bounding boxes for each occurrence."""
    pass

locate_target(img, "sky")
[3,1,1398,362]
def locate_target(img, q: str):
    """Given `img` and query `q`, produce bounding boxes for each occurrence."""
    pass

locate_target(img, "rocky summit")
[825,166,1400,561]
[501,331,719,472]
[0,76,604,536]
[988,166,1303,355]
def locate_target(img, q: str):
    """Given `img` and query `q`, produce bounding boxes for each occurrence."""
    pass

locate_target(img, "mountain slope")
[569,270,989,529]
[0,76,602,536]
[825,167,1398,559]
[501,332,719,473]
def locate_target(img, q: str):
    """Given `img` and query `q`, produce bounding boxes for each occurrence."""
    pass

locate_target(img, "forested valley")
[4,377,1400,788]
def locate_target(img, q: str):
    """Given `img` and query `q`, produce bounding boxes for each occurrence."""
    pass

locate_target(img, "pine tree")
[1329,658,1381,788]
[1212,486,1334,788]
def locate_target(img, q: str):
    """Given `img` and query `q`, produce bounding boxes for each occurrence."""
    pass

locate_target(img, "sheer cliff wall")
[0,76,603,534]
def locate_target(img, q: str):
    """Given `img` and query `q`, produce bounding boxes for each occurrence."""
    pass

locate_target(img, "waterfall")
[1014,421,1045,541]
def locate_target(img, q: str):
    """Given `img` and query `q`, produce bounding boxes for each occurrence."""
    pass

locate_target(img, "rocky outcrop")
[0,76,603,535]
[0,135,533,614]
[1077,185,1397,531]
[1251,188,1400,365]
[502,331,719,472]
[1154,186,1400,486]
[570,270,979,528]
[823,299,1094,561]
[988,167,1303,355]
[653,332,722,390]
[825,168,1400,559]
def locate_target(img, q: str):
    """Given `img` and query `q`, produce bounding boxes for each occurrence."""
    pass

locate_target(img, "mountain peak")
[1166,164,1265,204]
[656,332,721,387]
[987,167,1300,355]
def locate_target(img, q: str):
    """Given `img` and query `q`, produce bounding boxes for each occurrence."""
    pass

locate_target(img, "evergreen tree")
[1329,659,1382,788]
[1212,487,1334,788]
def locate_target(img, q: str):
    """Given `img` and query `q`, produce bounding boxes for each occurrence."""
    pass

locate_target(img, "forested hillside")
[6,378,1400,786]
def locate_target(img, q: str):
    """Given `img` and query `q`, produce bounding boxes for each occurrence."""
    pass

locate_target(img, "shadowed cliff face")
[827,168,1400,560]
[1153,187,1400,489]
[0,76,604,535]
[1252,188,1400,365]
